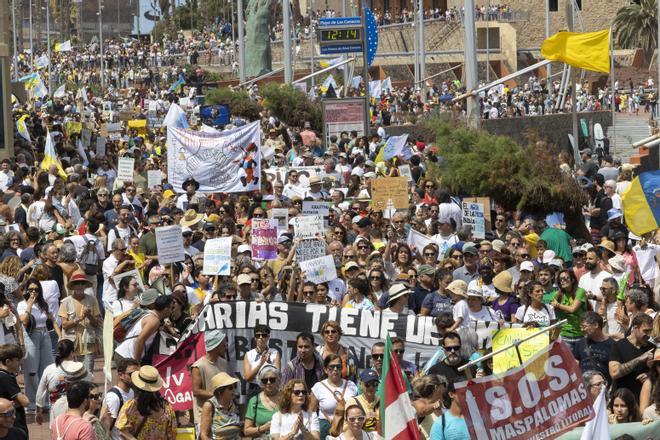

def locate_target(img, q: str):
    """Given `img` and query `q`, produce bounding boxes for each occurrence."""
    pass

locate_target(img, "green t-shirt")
[245,393,279,427]
[540,228,573,263]
[542,288,558,305]
[551,288,587,338]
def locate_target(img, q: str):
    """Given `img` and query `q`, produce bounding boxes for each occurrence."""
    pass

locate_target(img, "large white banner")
[167,121,261,193]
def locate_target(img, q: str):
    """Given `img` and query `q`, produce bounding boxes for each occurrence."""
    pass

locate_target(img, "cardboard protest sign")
[371,177,409,210]
[271,208,289,230]
[147,170,162,189]
[299,255,337,284]
[292,216,324,239]
[491,327,549,374]
[398,164,413,182]
[203,237,232,275]
[302,201,330,216]
[455,341,593,440]
[251,219,278,260]
[462,201,486,240]
[96,136,106,156]
[155,225,185,264]
[464,196,492,231]
[116,157,134,183]
[296,239,326,262]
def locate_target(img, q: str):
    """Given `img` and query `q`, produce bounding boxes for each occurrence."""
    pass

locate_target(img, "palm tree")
[613,0,658,64]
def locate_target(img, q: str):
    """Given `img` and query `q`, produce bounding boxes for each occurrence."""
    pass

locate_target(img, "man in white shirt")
[100,358,138,440]
[0,160,14,191]
[579,249,612,311]
[283,170,303,199]
[106,205,136,252]
[102,240,134,310]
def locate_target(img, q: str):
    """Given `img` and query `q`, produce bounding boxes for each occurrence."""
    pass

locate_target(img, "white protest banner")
[116,157,135,183]
[271,208,289,230]
[81,128,92,147]
[147,170,162,189]
[113,269,145,293]
[292,216,324,239]
[203,237,233,275]
[462,201,485,239]
[302,201,330,216]
[96,136,106,156]
[299,255,337,284]
[398,164,413,182]
[155,225,185,264]
[407,228,436,254]
[296,239,326,262]
[167,121,261,193]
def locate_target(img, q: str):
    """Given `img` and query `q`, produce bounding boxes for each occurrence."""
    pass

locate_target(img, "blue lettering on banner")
[319,17,362,27]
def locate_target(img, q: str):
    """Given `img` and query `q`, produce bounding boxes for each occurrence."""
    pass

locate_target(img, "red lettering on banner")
[455,341,593,440]
[154,332,206,411]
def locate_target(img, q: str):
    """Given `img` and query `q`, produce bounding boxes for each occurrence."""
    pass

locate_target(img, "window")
[549,0,558,11]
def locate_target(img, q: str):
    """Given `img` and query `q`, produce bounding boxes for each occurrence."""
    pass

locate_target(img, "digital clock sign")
[319,28,362,44]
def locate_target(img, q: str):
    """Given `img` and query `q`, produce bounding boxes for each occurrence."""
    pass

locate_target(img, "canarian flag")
[16,114,31,143]
[55,40,72,52]
[53,84,66,98]
[168,77,185,93]
[41,130,67,179]
[377,335,420,440]
[621,170,660,237]
[319,56,344,70]
[375,134,408,163]
[541,29,611,73]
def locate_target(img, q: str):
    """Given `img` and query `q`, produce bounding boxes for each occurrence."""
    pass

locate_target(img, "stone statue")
[245,0,274,77]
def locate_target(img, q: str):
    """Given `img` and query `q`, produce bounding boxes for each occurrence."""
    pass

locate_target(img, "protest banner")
[292,215,324,239]
[202,237,232,276]
[155,225,185,264]
[296,239,326,262]
[116,157,134,183]
[160,301,441,410]
[271,208,289,230]
[462,201,486,239]
[398,164,413,182]
[96,136,106,156]
[251,219,278,260]
[147,170,162,189]
[464,196,492,231]
[407,228,436,254]
[112,269,145,293]
[302,201,330,216]
[128,119,148,136]
[298,255,337,284]
[167,121,261,193]
[491,327,550,374]
[455,340,594,440]
[371,177,409,210]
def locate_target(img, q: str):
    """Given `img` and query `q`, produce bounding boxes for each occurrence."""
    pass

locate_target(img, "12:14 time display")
[319,28,362,43]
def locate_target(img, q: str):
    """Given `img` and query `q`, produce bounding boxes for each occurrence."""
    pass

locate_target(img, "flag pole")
[610,27,616,160]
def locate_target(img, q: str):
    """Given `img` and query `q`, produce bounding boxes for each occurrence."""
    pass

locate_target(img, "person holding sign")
[243,325,282,398]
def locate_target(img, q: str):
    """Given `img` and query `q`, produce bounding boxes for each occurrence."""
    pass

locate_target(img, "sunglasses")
[358,245,369,249]
[292,389,308,396]
[324,329,338,335]
[261,377,277,385]
[371,354,384,360]
[327,364,342,370]
[89,393,103,400]
[364,381,379,388]
[255,333,269,339]
[303,290,315,295]
[424,252,436,257]
[369,276,381,280]
[444,345,461,352]
[559,277,571,282]
[347,416,366,423]
[393,349,405,355]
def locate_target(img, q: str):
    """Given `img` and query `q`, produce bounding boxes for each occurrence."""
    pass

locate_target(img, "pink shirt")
[52,414,96,440]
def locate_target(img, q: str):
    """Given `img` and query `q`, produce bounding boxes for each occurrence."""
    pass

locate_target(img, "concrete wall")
[384,111,613,154]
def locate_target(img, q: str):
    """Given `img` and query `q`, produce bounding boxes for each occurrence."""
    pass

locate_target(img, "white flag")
[580,386,609,440]
[77,139,89,166]
[53,84,66,98]
[162,103,189,129]
[351,76,362,89]
[35,54,49,69]
[382,77,392,93]
[369,80,382,98]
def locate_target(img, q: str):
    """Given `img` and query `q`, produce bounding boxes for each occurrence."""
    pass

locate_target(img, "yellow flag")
[541,29,611,73]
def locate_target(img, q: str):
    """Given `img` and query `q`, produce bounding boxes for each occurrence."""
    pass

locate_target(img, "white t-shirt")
[311,379,358,421]
[431,233,459,256]
[104,387,134,440]
[106,224,133,252]
[102,254,120,310]
[514,304,556,327]
[111,298,136,317]
[634,244,659,285]
[41,280,61,325]
[270,411,320,438]
[327,278,347,303]
[17,300,50,328]
[578,269,612,309]
[453,300,496,328]
[243,348,279,386]
[605,301,624,336]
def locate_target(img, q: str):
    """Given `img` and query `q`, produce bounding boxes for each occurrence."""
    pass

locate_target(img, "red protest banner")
[455,340,594,440]
[153,332,205,411]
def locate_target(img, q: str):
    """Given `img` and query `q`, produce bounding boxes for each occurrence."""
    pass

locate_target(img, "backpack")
[113,308,147,342]
[79,236,101,276]
[107,387,124,430]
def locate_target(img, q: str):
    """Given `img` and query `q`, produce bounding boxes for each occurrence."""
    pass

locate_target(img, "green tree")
[205,88,261,120]
[423,120,587,217]
[261,84,322,132]
[614,0,658,63]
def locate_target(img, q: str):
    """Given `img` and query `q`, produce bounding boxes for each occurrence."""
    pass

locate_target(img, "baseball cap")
[520,261,535,272]
[237,274,252,285]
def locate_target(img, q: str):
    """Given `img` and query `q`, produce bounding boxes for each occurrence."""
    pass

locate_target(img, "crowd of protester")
[2,28,660,440]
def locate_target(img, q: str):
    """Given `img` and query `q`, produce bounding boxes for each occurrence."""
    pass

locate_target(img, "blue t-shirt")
[421,293,453,317]
[430,411,470,440]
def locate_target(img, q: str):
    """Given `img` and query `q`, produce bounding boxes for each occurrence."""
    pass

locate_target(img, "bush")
[261,83,322,132]
[423,120,587,215]
[204,88,261,120]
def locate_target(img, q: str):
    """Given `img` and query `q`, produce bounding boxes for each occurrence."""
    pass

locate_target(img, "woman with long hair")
[116,365,177,439]
[244,365,282,438]
[550,269,588,355]
[327,397,380,440]
[383,242,413,279]
[17,277,61,412]
[270,379,320,440]
[608,388,642,424]
[513,281,557,327]
[413,375,446,439]
[368,269,388,306]
[112,275,141,316]
[354,239,374,269]
[0,255,31,307]
[310,354,359,439]
[316,321,358,383]
[200,372,241,440]
[342,277,376,311]
[332,224,349,247]
[34,339,76,425]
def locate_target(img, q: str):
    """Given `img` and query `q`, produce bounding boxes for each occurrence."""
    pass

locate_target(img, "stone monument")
[245,0,274,77]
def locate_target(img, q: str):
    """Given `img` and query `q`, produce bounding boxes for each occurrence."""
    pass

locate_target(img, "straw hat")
[598,240,615,254]
[179,209,204,227]
[446,280,468,298]
[492,271,514,293]
[211,372,240,391]
[131,365,164,392]
[387,283,411,304]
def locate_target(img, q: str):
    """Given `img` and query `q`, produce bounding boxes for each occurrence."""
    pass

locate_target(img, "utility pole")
[238,0,246,83]
[99,0,104,89]
[137,0,141,37]
[11,0,18,81]
[546,0,551,82]
[283,0,292,83]
[361,2,370,133]
[418,0,425,101]
[342,0,348,89]
[46,0,51,92]
[29,0,33,65]
[463,0,479,127]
